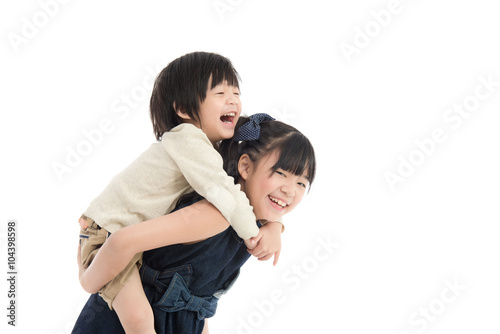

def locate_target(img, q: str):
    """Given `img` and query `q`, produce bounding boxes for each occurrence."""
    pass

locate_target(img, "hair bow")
[233,113,275,141]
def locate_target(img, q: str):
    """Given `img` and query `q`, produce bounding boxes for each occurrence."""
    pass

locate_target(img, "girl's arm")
[79,199,230,294]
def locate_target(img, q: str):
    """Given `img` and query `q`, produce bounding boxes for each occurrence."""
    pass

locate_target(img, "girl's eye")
[298,182,307,188]
[234,92,240,96]
[275,171,286,177]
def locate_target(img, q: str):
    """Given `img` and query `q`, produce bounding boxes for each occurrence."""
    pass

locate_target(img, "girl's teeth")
[270,196,286,208]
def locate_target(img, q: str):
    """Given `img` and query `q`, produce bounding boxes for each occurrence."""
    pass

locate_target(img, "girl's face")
[238,151,309,222]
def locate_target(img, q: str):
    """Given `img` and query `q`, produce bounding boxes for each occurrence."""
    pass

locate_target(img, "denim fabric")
[72,293,124,334]
[72,197,255,334]
[140,266,218,320]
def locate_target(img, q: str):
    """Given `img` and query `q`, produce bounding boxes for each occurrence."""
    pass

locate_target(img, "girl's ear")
[238,154,253,180]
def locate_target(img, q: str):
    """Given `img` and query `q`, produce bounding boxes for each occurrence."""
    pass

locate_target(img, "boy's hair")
[150,51,241,140]
[219,117,317,187]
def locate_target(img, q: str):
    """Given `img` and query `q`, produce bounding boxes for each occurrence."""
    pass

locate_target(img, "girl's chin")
[260,210,286,223]
[254,198,289,221]
[254,210,283,222]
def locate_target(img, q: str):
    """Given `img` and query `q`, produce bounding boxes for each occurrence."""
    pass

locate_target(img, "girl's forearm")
[81,200,230,292]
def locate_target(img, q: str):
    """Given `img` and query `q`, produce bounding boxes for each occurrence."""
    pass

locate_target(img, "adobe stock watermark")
[51,65,161,183]
[396,278,466,334]
[384,73,499,191]
[224,235,340,334]
[268,105,297,126]
[339,0,416,64]
[7,0,72,54]
[212,0,244,20]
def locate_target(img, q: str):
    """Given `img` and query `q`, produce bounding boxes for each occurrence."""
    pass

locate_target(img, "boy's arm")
[163,124,259,239]
[79,199,230,294]
[246,221,284,266]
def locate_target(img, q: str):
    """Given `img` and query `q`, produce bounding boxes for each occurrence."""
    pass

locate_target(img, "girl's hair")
[150,51,241,140]
[218,116,316,186]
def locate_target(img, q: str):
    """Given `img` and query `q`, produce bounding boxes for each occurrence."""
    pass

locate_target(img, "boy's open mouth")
[220,112,236,124]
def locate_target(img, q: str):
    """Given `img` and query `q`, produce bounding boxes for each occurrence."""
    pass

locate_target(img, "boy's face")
[196,79,241,144]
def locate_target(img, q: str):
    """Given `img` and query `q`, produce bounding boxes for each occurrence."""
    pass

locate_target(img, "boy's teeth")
[221,112,236,123]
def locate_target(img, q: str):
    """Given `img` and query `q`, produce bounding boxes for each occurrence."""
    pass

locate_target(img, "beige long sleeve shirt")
[84,123,259,239]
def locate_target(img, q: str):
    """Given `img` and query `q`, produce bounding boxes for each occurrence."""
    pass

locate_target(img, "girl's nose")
[281,183,295,197]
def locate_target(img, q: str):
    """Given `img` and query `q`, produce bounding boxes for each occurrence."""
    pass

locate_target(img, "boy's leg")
[79,216,108,269]
[112,265,156,334]
[202,319,210,334]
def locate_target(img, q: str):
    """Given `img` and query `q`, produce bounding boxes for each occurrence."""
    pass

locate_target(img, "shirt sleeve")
[162,124,259,239]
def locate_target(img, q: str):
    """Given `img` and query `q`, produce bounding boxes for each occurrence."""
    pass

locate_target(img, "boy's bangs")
[209,59,240,89]
[271,133,316,184]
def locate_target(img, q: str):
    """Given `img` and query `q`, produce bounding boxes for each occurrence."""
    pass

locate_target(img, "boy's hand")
[246,221,283,266]
[244,237,259,250]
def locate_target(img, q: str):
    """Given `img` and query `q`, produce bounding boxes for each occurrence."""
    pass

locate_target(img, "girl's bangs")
[271,133,316,184]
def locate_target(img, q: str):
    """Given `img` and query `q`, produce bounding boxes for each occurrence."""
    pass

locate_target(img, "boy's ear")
[173,102,191,121]
[238,154,253,180]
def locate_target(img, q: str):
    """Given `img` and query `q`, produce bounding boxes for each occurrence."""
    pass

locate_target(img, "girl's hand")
[247,221,283,266]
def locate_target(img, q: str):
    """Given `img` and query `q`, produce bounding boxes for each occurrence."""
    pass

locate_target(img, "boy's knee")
[120,307,155,334]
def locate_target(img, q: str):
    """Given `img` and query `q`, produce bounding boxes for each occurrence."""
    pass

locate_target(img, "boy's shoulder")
[161,123,211,145]
[167,123,202,135]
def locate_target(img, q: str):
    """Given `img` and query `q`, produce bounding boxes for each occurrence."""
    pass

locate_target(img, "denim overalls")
[72,198,254,334]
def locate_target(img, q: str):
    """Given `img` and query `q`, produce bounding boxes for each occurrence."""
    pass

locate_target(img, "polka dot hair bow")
[233,113,275,141]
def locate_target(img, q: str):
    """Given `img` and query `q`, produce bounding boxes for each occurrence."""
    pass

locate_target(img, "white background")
[1,0,499,333]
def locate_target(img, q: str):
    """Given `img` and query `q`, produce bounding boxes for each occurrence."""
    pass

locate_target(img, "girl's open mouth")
[268,195,288,210]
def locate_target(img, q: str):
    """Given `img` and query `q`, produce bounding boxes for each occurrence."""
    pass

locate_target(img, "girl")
[73,115,316,333]
[78,53,282,333]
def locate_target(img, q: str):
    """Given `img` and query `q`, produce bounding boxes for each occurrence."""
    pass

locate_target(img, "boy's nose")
[226,94,239,105]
